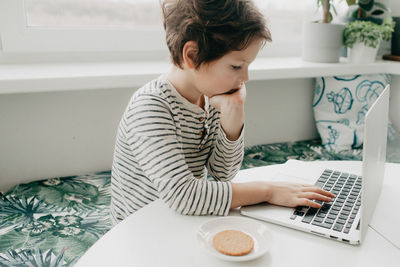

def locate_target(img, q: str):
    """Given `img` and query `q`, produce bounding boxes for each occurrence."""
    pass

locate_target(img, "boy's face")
[193,38,263,98]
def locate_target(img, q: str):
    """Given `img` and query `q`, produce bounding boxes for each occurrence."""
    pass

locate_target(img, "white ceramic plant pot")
[302,22,345,63]
[347,41,380,64]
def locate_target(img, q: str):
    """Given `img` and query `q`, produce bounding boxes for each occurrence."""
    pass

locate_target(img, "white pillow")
[313,74,391,152]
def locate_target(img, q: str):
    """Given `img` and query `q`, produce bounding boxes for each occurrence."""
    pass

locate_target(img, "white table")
[75,160,400,267]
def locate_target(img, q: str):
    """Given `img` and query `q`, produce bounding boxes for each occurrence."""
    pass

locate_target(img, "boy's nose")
[241,69,249,83]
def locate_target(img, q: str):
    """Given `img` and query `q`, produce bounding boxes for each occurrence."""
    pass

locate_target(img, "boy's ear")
[182,41,198,69]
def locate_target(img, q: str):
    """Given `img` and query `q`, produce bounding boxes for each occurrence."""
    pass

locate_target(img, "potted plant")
[343,16,395,63]
[302,0,345,63]
[346,0,391,57]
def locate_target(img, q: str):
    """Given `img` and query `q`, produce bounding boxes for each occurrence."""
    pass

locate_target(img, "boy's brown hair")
[162,0,271,69]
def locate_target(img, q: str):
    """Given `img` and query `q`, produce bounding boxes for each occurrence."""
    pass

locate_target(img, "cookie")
[212,229,254,256]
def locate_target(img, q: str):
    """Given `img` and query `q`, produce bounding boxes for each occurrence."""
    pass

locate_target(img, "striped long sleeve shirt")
[110,75,244,225]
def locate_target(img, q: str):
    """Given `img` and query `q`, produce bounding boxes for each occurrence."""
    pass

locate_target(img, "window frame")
[0,0,168,62]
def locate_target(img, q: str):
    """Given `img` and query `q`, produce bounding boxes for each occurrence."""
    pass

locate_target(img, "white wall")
[0,78,317,191]
[390,0,400,16]
[0,87,134,191]
[245,78,317,146]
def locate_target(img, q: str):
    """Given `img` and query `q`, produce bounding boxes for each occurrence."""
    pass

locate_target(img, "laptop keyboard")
[290,169,362,234]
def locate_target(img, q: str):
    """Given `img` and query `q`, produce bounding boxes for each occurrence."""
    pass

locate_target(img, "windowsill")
[1,57,400,94]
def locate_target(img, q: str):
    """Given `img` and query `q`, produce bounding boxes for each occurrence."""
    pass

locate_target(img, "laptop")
[240,85,390,245]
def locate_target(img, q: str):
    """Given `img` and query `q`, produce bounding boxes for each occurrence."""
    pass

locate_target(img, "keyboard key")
[302,208,318,223]
[312,221,332,229]
[337,203,345,209]
[333,223,344,232]
[293,210,304,216]
[324,185,332,191]
[311,221,324,227]
[325,218,335,224]
[344,203,354,208]
[320,203,331,212]
[336,201,344,206]
[327,214,337,220]
[320,223,333,229]
[332,206,341,211]
[343,206,352,212]
[329,209,339,215]
[340,210,350,216]
[313,217,324,223]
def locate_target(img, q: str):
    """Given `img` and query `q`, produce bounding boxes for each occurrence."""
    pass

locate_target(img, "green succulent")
[343,17,395,48]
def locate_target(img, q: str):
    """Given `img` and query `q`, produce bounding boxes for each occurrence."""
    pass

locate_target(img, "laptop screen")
[360,85,390,242]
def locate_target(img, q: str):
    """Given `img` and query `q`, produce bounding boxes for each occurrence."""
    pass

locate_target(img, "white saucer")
[196,216,272,262]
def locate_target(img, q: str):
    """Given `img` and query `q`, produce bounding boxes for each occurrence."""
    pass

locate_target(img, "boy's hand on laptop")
[266,182,335,209]
[209,83,246,141]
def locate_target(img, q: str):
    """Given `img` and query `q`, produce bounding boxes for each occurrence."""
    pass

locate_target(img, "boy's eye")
[231,65,242,70]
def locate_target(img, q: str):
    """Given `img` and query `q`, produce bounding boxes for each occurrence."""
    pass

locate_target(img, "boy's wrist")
[230,181,272,209]
[219,104,245,141]
[221,123,244,141]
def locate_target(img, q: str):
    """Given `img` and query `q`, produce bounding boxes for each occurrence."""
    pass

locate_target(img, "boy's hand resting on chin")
[209,83,246,141]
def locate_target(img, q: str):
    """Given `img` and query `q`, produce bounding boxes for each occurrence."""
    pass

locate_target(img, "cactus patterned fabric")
[1,139,400,266]
[313,74,392,152]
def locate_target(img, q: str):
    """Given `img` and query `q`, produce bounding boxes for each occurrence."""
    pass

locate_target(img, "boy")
[110,0,334,224]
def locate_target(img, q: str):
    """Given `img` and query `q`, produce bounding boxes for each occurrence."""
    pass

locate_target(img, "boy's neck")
[167,66,205,109]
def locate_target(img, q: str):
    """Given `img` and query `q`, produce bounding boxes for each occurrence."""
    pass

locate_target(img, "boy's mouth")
[226,88,239,94]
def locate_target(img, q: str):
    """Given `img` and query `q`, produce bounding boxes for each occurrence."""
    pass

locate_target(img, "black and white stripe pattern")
[110,75,244,225]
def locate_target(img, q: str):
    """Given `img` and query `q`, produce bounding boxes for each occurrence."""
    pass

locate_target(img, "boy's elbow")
[167,202,195,216]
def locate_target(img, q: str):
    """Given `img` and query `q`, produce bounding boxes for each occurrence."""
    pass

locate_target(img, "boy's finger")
[298,199,322,209]
[301,186,335,198]
[299,192,332,202]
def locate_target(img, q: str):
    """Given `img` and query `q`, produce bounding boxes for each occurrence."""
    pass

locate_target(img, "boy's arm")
[205,124,244,181]
[206,84,246,181]
[207,85,335,209]
[126,95,232,216]
[230,182,335,209]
